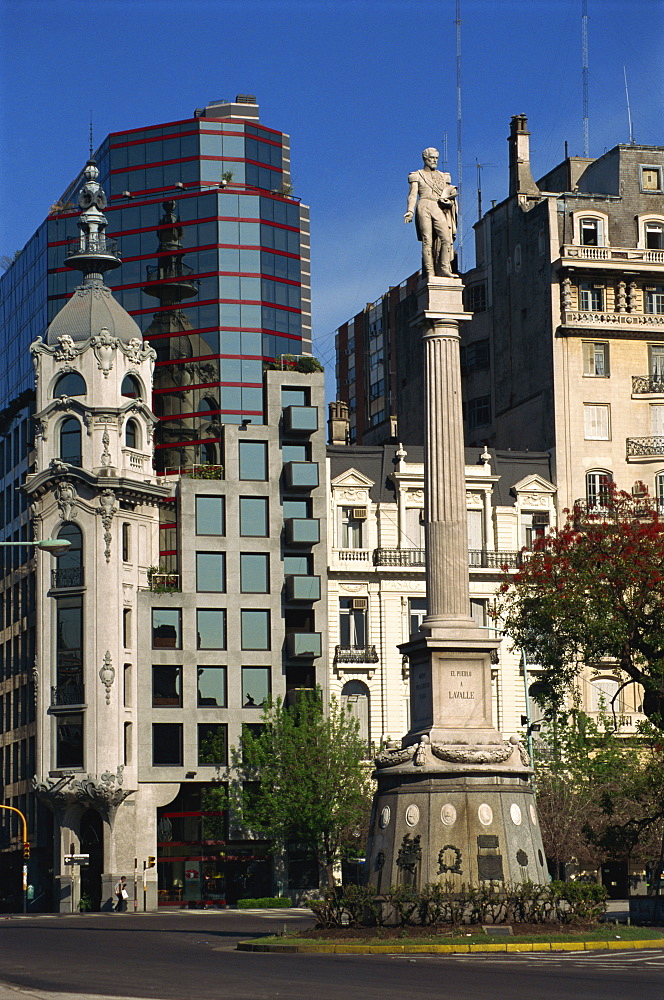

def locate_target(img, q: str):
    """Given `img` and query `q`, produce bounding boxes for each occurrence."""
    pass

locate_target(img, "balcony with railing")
[66,235,120,260]
[561,307,664,331]
[334,645,379,664]
[331,548,372,566]
[468,550,523,569]
[374,548,425,567]
[148,573,181,593]
[51,682,85,707]
[626,436,664,458]
[632,375,664,395]
[122,448,147,474]
[51,566,84,589]
[560,244,664,266]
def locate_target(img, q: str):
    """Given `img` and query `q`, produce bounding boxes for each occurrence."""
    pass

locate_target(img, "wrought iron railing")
[334,645,379,664]
[146,261,196,282]
[468,550,522,569]
[374,548,425,567]
[51,682,85,706]
[149,573,181,593]
[632,375,664,394]
[51,566,84,589]
[626,436,664,458]
[66,236,119,257]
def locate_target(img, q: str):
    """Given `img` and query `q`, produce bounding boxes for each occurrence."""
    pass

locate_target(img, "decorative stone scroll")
[431,742,514,765]
[97,489,117,562]
[56,481,78,521]
[375,746,415,768]
[90,328,117,377]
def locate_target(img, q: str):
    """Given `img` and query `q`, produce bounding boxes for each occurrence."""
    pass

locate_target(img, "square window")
[196,496,225,535]
[283,554,311,575]
[645,224,664,250]
[197,723,228,766]
[646,287,664,315]
[408,598,427,637]
[583,403,610,440]
[580,218,602,246]
[197,609,226,650]
[282,387,309,407]
[152,609,182,649]
[650,344,664,379]
[282,443,309,463]
[152,723,183,766]
[641,166,663,192]
[582,342,609,376]
[239,497,268,536]
[241,609,270,650]
[197,666,227,708]
[152,665,182,707]
[240,553,269,593]
[579,283,604,312]
[196,552,226,592]
[283,498,309,519]
[242,666,271,707]
[239,441,268,481]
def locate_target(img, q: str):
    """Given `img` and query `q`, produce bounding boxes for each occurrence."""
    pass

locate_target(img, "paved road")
[0,911,662,1000]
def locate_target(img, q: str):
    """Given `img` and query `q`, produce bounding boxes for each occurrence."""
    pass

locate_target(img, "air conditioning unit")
[352,598,368,611]
[351,507,367,520]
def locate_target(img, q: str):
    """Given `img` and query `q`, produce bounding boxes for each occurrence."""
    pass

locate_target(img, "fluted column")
[419,279,475,637]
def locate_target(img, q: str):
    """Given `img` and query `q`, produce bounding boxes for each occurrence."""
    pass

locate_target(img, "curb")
[237,936,664,955]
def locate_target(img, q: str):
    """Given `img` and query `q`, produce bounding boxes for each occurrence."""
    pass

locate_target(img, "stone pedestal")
[366,277,547,890]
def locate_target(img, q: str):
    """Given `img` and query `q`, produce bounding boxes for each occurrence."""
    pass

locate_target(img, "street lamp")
[0,538,71,555]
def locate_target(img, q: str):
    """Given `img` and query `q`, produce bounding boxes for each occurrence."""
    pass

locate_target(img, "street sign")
[64,854,90,866]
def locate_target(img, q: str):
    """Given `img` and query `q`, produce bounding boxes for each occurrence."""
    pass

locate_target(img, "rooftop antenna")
[475,160,495,221]
[582,0,589,156]
[623,66,634,143]
[455,0,463,271]
[89,112,94,159]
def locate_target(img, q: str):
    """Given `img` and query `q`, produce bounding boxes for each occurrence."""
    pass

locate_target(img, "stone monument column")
[365,158,548,892]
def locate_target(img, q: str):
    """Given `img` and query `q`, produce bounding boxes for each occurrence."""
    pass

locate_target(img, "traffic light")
[147,856,156,868]
[23,842,30,860]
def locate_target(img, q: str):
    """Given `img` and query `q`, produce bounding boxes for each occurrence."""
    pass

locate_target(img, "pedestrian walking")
[114,875,128,912]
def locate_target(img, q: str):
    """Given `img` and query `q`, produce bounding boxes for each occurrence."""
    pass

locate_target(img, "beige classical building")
[462,116,664,512]
[326,437,559,748]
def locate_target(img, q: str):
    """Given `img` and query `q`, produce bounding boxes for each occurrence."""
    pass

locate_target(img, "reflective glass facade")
[0,101,312,474]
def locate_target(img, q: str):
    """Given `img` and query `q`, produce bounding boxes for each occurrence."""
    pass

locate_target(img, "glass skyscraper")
[1,95,311,471]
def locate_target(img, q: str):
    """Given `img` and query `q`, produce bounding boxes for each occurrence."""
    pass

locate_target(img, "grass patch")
[245,923,664,948]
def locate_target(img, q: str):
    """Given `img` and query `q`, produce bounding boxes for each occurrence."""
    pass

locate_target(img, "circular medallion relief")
[405,804,420,827]
[478,803,493,827]
[510,803,522,826]
[441,803,457,827]
[529,804,538,826]
[379,806,391,829]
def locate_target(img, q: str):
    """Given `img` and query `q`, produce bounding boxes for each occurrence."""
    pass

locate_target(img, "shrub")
[236,896,291,909]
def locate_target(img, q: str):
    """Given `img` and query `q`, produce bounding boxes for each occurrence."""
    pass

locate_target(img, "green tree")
[532,709,664,881]
[231,690,373,887]
[497,488,664,728]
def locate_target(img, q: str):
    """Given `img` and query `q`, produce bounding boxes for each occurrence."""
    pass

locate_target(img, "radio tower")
[582,0,589,156]
[456,0,463,271]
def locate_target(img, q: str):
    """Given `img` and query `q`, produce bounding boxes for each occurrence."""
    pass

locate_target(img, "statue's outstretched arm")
[404,180,418,223]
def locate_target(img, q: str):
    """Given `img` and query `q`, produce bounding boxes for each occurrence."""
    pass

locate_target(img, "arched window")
[341,680,370,746]
[59,417,82,466]
[586,470,612,508]
[53,372,86,397]
[125,419,140,449]
[54,522,83,587]
[199,395,219,413]
[656,472,664,512]
[590,676,620,714]
[121,374,143,398]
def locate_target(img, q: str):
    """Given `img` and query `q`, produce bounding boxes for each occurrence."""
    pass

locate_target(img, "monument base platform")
[366,749,548,890]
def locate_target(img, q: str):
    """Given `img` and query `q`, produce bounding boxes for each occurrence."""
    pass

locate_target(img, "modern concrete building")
[0,99,325,911]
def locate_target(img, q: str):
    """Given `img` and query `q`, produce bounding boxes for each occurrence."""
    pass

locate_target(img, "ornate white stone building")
[326,437,558,749]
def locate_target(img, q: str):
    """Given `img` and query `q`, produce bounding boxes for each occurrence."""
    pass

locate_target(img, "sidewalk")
[0,988,146,1000]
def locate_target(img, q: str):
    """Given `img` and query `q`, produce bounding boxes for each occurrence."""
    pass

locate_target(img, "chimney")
[328,401,350,445]
[508,115,539,199]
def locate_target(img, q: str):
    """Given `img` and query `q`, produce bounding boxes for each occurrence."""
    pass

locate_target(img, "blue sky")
[1,0,661,378]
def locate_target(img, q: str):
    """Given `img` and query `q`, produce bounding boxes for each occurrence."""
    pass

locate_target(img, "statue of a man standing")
[404,148,458,279]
